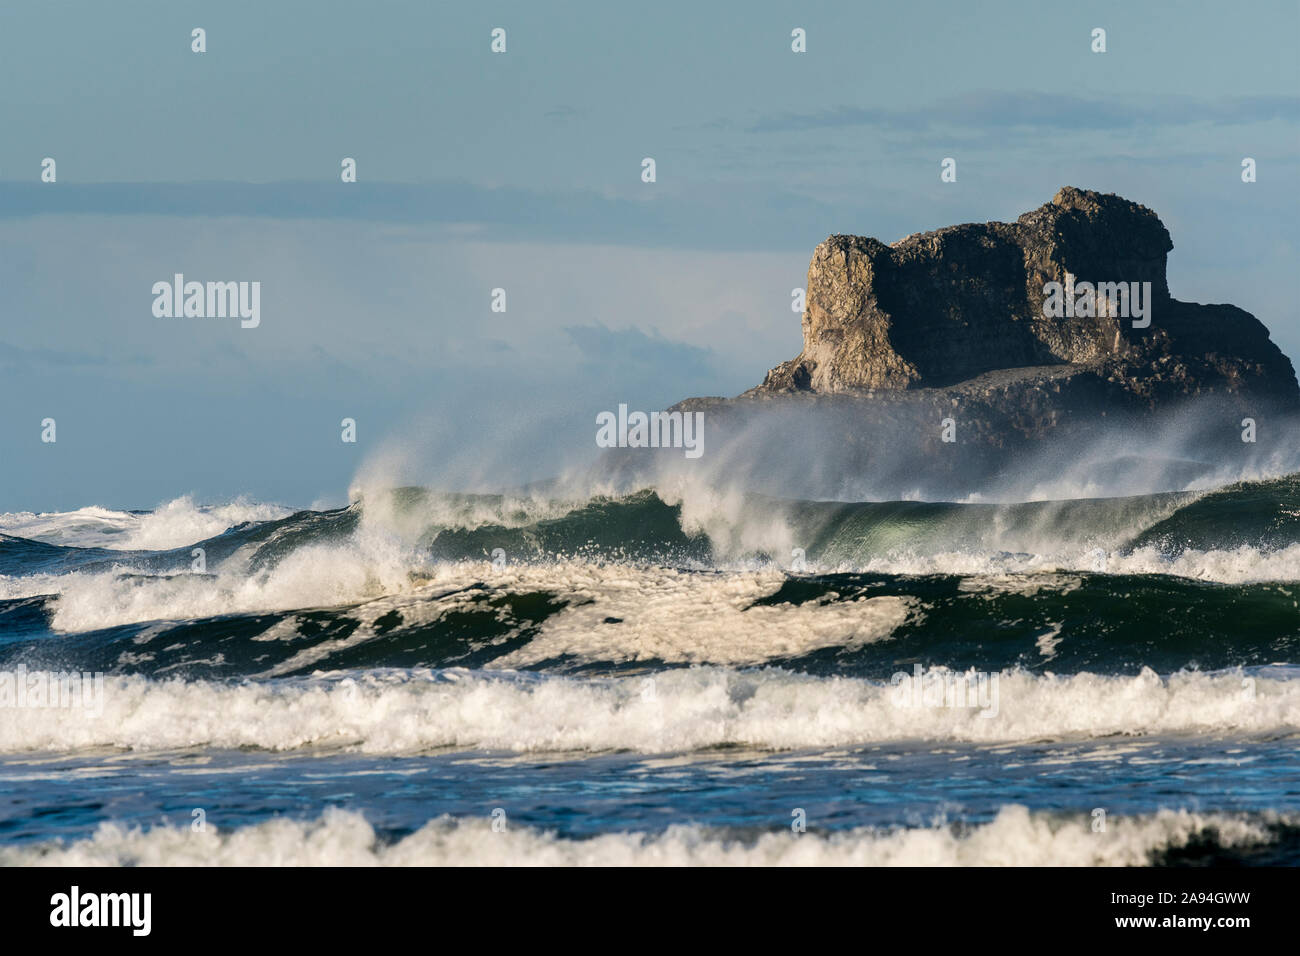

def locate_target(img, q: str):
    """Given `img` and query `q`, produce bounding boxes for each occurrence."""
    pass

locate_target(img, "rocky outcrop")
[749,187,1298,407]
[653,189,1298,498]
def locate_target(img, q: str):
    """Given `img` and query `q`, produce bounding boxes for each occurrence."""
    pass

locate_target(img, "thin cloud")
[747,92,1300,133]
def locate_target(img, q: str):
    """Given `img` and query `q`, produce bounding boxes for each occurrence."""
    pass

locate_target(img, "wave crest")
[1,666,1295,755]
[5,804,1292,867]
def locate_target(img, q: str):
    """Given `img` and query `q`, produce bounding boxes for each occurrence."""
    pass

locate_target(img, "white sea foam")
[0,506,140,548]
[0,667,1294,755]
[846,543,1300,583]
[8,536,1295,648]
[3,804,1289,866]
[242,563,899,677]
[2,477,1297,642]
[17,559,912,653]
[0,496,291,551]
[16,525,424,632]
[479,567,915,668]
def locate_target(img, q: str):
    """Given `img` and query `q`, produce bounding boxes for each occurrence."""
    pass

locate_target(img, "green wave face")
[2,474,1298,680]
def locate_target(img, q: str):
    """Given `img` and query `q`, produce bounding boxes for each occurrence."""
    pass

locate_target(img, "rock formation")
[657,188,1299,498]
[751,187,1297,405]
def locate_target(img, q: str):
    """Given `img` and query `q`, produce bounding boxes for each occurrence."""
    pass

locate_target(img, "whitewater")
[1,473,1298,866]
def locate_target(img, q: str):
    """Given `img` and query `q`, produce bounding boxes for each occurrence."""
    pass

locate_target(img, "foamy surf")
[0,496,291,551]
[3,475,1299,868]
[6,545,1299,650]
[5,804,1294,867]
[1,666,1295,755]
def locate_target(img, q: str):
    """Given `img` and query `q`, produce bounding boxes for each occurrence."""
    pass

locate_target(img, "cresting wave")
[0,496,292,552]
[3,475,1300,591]
[0,477,1297,685]
[2,472,1298,869]
[1,667,1296,755]
[5,804,1297,867]
[2,565,1297,678]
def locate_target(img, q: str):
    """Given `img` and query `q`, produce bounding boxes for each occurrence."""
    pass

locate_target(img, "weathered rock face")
[755,187,1298,404]
[653,189,1299,497]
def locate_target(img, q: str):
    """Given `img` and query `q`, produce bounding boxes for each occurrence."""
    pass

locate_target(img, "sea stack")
[664,188,1299,497]
[751,186,1297,405]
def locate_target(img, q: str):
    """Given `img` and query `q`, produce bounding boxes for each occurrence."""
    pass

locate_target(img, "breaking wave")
[0,666,1295,755]
[6,804,1296,867]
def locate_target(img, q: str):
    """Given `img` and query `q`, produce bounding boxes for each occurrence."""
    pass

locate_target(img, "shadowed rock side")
[652,188,1299,498]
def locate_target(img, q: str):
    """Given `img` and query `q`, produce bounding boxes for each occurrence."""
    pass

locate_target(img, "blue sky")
[1,0,1297,510]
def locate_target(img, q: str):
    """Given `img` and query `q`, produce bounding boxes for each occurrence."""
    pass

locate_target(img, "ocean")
[1,477,1298,865]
